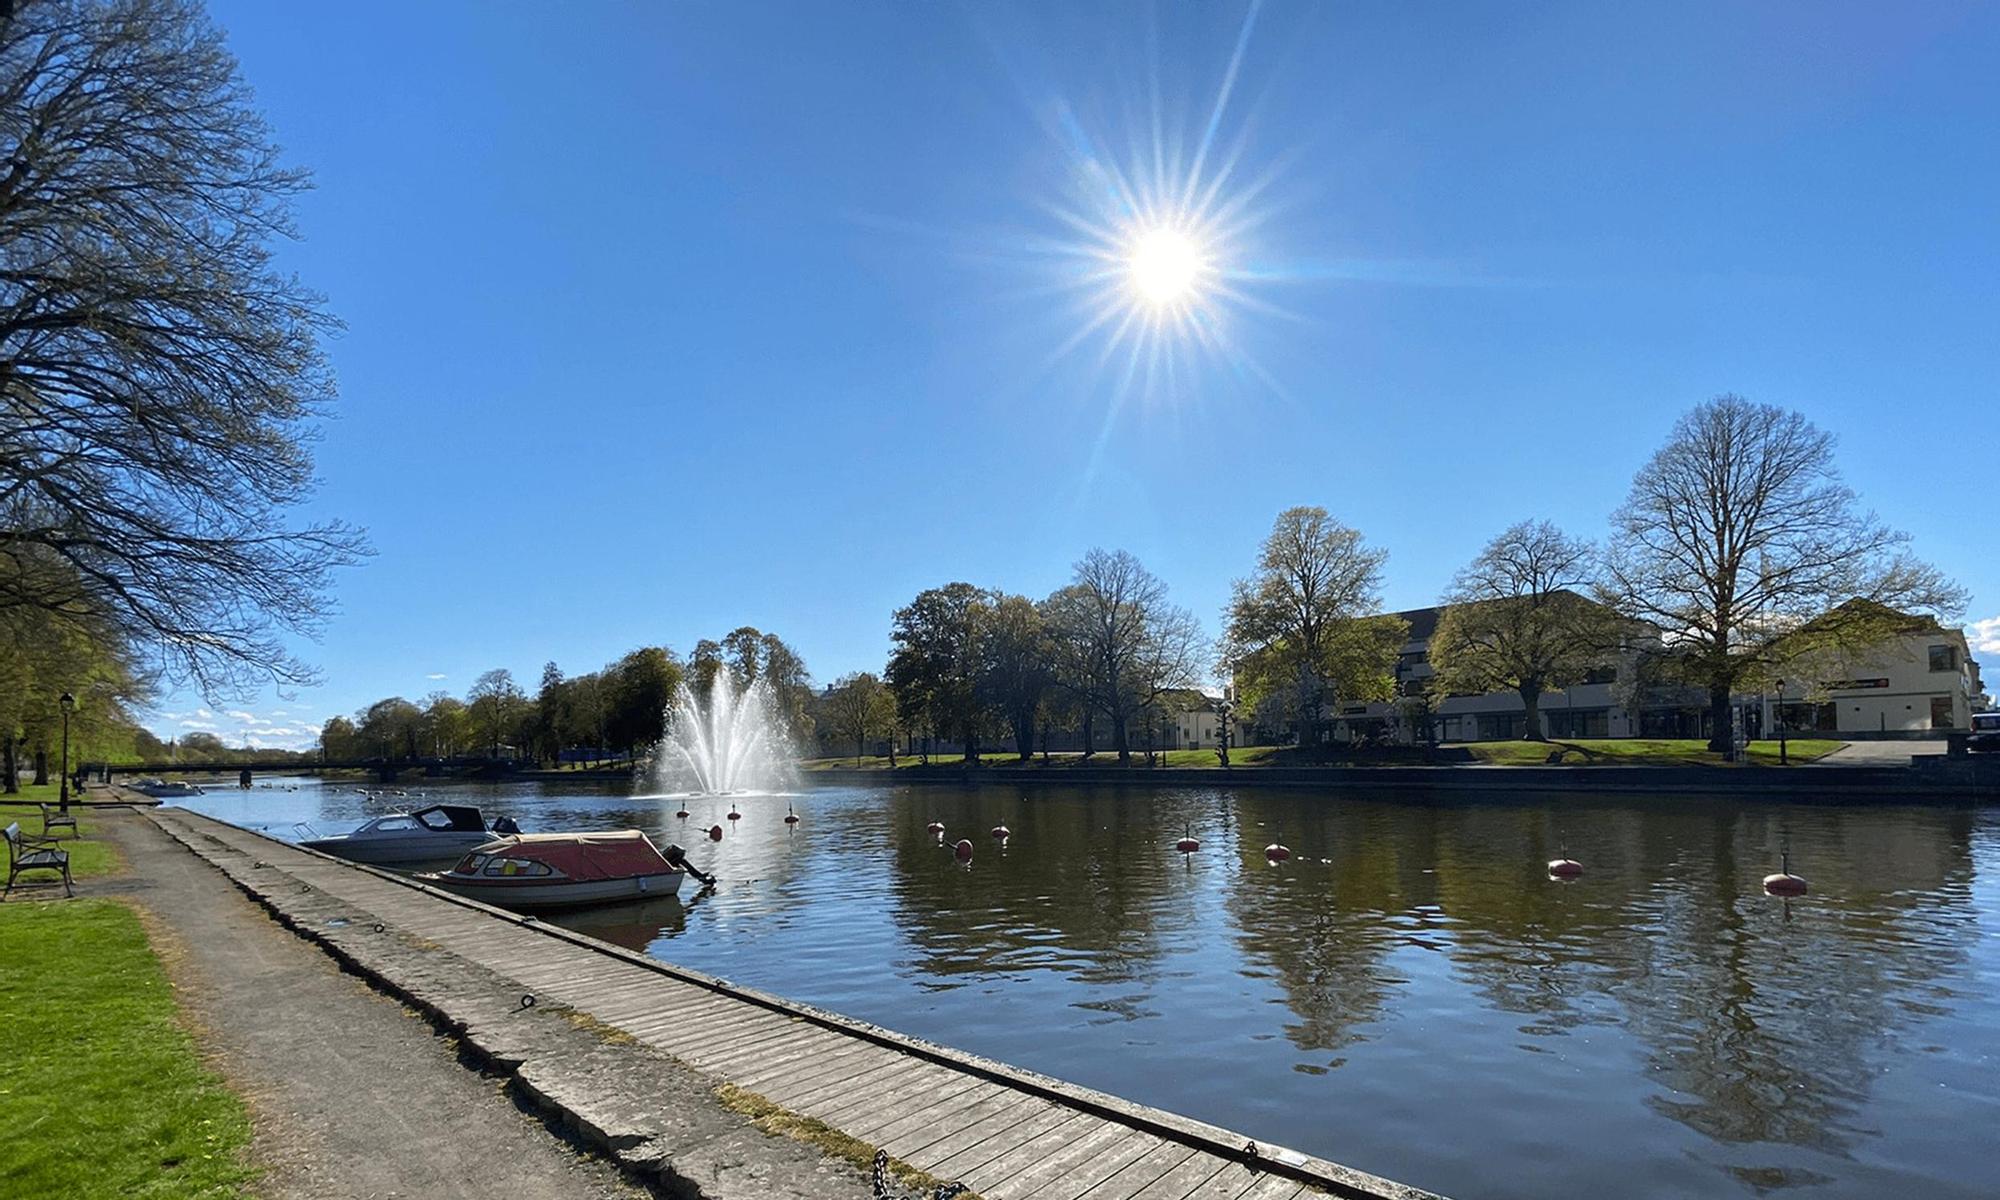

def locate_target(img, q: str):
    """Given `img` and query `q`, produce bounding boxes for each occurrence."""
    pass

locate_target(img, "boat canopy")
[466,831,672,881]
[412,805,486,832]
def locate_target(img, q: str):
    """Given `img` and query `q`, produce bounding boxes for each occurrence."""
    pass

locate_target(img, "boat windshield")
[362,816,420,834]
[481,857,559,878]
[453,853,491,874]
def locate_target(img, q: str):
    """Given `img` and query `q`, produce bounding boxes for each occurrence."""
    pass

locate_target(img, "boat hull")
[301,831,495,865]
[419,870,686,910]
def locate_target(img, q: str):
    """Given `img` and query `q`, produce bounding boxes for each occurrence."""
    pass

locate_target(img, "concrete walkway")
[140,805,1429,1200]
[1809,740,1935,766]
[96,807,650,1200]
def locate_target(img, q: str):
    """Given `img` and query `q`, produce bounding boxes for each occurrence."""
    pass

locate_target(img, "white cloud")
[425,672,448,680]
[1971,615,2000,657]
[177,719,217,730]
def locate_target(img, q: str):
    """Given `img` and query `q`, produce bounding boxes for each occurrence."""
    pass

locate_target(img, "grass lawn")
[2,788,124,879]
[1459,738,1844,767]
[0,899,255,1199]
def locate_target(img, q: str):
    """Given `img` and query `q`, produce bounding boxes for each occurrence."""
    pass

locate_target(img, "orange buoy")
[990,824,1010,839]
[1763,852,1808,896]
[953,838,973,861]
[1175,825,1200,854]
[708,824,723,841]
[926,820,946,835]
[1547,842,1583,879]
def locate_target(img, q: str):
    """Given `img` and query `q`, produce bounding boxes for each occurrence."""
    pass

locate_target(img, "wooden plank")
[732,1036,885,1093]
[757,1049,912,1109]
[674,1020,812,1066]
[957,1111,1115,1194]
[786,1055,936,1115]
[1014,1135,1183,1200]
[957,1118,1135,1198]
[1125,1150,1233,1200]
[849,1077,1012,1141]
[809,1060,980,1128]
[1183,1163,1260,1199]
[924,1104,1083,1183]
[878,1090,1037,1162]
[1059,1140,1201,1200]
[712,1025,853,1080]
[1229,1177,1304,1200]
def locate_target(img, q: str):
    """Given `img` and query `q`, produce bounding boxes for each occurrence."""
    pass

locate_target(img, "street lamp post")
[57,691,76,813]
[1775,679,1788,766]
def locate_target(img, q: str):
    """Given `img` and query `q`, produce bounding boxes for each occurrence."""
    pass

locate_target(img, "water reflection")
[178,780,1999,1200]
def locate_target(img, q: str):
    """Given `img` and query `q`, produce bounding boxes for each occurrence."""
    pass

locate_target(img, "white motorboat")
[130,778,205,798]
[415,830,708,910]
[299,804,506,865]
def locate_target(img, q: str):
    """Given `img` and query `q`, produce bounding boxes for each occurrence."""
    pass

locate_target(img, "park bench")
[39,802,77,840]
[4,821,73,898]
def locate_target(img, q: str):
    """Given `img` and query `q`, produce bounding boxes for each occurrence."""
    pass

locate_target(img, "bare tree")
[1428,521,1618,741]
[1603,395,1964,753]
[0,0,366,697]
[1222,507,1403,744]
[1061,549,1203,763]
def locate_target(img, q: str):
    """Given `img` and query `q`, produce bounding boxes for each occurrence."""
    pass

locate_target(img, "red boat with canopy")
[417,830,710,910]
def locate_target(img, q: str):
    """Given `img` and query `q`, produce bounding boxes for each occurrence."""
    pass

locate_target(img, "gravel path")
[96,807,647,1200]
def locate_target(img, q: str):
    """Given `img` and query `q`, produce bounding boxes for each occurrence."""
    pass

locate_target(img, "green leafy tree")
[824,672,897,764]
[1222,508,1404,744]
[604,647,681,755]
[887,583,990,763]
[467,668,524,758]
[1428,521,1620,742]
[1603,396,1964,753]
[981,594,1052,761]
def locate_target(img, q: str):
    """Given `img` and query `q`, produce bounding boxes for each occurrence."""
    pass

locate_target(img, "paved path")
[145,806,1438,1200]
[1809,740,1937,767]
[96,807,646,1200]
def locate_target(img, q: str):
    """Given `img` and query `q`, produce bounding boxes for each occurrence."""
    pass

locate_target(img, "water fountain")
[651,674,797,794]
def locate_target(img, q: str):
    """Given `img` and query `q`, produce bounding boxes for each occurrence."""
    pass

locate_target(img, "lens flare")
[1127,227,1208,307]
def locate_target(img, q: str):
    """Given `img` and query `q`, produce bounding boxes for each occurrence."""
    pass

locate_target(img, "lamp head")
[59,691,75,713]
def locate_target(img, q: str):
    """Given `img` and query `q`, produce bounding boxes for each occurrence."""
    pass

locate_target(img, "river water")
[175,777,1999,1200]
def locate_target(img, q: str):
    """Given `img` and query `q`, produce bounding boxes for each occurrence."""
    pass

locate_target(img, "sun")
[1127,227,1208,307]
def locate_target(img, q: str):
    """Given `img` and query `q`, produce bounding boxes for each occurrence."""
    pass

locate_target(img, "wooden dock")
[147,807,1440,1200]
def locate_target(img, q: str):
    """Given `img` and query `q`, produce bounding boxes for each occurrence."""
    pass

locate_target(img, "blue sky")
[159,1,2000,749]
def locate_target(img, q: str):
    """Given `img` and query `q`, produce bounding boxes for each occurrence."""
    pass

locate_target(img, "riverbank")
[147,805,1440,1200]
[805,754,1998,797]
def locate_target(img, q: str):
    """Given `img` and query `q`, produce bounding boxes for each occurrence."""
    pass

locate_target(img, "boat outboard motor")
[491,816,520,836]
[662,843,716,890]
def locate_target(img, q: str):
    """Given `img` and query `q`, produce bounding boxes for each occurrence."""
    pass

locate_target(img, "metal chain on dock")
[871,1150,968,1200]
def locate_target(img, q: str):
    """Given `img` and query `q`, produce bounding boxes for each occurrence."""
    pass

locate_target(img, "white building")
[1308,602,1981,744]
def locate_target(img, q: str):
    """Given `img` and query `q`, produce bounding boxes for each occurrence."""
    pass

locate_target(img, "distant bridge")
[100,757,521,784]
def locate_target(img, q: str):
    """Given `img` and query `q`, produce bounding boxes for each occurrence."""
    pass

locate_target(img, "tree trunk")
[1113,713,1130,764]
[1081,713,1094,758]
[1519,685,1546,742]
[1041,720,1050,764]
[1016,713,1032,762]
[2,739,16,793]
[1708,684,1734,756]
[854,733,864,767]
[963,721,980,765]
[33,746,48,786]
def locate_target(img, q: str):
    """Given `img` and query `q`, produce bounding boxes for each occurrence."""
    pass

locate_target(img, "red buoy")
[708,824,723,841]
[1175,825,1200,854]
[1547,842,1583,879]
[783,804,799,825]
[727,805,742,822]
[675,807,689,819]
[953,838,973,861]
[926,820,946,835]
[991,824,1010,840]
[1265,843,1291,862]
[1763,852,1808,896]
